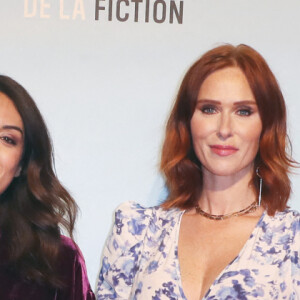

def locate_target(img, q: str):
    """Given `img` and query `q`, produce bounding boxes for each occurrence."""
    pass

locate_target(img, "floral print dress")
[97,201,300,299]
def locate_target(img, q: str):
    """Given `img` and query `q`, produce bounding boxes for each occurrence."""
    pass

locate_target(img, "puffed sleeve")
[58,236,96,300]
[291,214,300,297]
[97,201,152,300]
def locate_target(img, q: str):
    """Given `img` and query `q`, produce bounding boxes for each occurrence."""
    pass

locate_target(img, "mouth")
[209,145,238,156]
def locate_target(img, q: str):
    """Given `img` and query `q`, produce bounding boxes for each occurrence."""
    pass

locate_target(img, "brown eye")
[1,136,16,145]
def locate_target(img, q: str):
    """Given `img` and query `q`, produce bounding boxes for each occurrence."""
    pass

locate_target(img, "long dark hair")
[0,75,77,287]
[160,44,296,215]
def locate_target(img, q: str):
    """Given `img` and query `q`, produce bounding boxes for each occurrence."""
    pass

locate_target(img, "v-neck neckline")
[174,209,266,300]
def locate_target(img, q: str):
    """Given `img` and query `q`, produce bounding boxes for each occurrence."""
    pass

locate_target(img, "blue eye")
[237,108,252,116]
[201,106,217,114]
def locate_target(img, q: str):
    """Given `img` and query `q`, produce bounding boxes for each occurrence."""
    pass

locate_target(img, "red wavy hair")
[160,44,296,215]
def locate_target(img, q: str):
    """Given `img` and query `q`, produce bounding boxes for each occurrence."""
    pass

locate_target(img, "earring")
[256,167,262,207]
[14,166,22,178]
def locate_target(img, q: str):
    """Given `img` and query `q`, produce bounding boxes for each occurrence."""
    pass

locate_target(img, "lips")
[210,145,238,156]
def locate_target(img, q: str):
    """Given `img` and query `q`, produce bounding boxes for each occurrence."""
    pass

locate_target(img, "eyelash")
[0,136,17,145]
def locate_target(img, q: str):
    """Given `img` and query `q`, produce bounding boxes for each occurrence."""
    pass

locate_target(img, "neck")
[199,167,256,215]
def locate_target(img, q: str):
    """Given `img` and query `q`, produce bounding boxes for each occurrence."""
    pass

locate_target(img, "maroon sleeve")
[57,236,96,300]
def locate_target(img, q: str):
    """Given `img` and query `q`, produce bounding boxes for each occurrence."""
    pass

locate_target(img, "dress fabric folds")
[0,236,95,300]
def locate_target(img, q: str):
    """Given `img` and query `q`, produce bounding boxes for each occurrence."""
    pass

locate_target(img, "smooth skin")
[178,67,264,300]
[0,92,24,195]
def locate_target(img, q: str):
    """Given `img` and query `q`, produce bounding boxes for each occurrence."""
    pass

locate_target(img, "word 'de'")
[24,0,86,20]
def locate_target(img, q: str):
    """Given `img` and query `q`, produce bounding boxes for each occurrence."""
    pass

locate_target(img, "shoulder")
[60,236,77,250]
[261,209,300,241]
[58,236,87,267]
[114,201,182,237]
[105,201,183,257]
[60,236,79,255]
[264,209,300,225]
[115,201,179,218]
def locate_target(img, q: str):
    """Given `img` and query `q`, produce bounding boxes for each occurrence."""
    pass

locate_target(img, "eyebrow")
[197,99,257,106]
[2,125,24,136]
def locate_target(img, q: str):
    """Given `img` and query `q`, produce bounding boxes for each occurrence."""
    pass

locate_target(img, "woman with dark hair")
[0,75,95,300]
[97,44,300,299]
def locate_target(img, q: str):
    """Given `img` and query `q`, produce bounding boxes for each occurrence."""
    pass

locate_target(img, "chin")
[212,170,237,177]
[205,164,254,178]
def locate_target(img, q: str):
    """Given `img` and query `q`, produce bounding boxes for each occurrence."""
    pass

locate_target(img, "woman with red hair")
[98,44,300,299]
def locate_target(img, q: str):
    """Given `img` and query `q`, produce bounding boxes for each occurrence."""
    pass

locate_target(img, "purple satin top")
[0,236,95,300]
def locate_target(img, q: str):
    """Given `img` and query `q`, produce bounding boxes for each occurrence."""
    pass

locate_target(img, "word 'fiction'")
[95,0,184,24]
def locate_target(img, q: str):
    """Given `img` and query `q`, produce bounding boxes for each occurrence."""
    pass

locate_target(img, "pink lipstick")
[210,145,238,156]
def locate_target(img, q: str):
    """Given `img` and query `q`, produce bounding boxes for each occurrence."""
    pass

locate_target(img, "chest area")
[179,217,259,299]
[177,212,298,299]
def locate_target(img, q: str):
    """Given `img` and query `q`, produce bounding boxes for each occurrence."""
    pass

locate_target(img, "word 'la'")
[24,0,86,20]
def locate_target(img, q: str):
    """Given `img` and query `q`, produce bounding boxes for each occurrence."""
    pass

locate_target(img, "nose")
[217,112,232,140]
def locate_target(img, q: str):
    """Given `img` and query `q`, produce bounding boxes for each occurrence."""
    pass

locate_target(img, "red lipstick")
[210,145,238,156]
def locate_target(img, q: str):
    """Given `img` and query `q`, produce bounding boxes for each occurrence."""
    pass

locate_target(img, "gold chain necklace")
[195,200,258,220]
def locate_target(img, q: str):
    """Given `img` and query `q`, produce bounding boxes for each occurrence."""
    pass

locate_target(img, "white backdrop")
[0,0,300,289]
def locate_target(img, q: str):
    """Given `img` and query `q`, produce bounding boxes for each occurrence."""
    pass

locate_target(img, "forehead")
[198,67,255,102]
[0,92,24,129]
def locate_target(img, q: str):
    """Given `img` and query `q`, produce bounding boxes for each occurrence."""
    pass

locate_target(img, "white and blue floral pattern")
[97,201,300,299]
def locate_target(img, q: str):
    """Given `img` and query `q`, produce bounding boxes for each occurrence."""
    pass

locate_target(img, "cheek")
[0,147,23,194]
[1,150,22,174]
[190,117,215,140]
[239,125,262,151]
